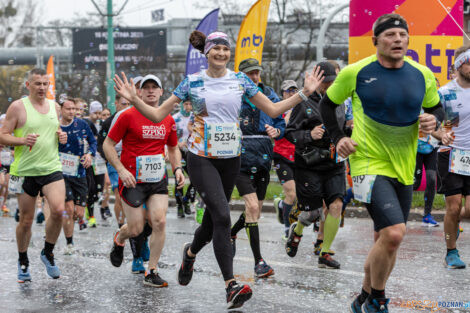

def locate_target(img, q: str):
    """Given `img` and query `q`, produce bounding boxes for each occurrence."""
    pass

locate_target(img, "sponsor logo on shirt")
[142,125,166,139]
[364,77,377,83]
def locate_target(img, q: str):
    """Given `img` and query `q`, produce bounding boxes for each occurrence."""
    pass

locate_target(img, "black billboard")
[72,27,167,70]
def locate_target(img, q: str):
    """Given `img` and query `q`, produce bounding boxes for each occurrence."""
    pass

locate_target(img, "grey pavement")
[0,205,469,312]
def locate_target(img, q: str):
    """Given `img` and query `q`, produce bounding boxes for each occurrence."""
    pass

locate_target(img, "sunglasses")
[284,88,298,93]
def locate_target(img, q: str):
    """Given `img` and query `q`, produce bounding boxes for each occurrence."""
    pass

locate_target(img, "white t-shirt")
[173,69,259,158]
[438,79,470,151]
[172,111,191,144]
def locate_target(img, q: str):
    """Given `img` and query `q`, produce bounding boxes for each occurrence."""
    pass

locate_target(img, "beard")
[458,67,470,83]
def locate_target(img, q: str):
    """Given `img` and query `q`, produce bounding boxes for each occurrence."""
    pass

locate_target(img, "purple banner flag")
[185,8,220,76]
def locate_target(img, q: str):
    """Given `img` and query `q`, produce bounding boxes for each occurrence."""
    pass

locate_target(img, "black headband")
[373,18,409,37]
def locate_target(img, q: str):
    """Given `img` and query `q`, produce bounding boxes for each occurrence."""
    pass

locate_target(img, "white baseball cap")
[140,74,162,89]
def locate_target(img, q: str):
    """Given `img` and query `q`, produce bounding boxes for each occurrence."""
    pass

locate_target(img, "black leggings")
[187,152,240,281]
[413,148,437,215]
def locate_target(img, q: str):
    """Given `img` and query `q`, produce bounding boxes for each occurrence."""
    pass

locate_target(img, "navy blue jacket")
[240,83,285,173]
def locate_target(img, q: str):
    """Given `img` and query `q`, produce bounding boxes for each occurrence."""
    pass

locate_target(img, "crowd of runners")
[0,13,469,312]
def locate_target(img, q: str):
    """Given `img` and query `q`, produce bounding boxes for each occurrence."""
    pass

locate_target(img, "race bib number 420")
[450,149,470,176]
[136,154,165,183]
[204,123,241,157]
[352,175,377,204]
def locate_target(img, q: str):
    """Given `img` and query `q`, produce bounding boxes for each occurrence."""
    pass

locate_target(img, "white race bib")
[1,150,12,166]
[93,154,107,175]
[204,123,241,157]
[59,153,80,176]
[136,154,166,183]
[449,149,470,176]
[352,175,377,204]
[8,175,24,194]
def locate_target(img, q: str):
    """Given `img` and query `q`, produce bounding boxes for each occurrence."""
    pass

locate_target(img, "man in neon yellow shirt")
[0,68,68,282]
[320,14,444,313]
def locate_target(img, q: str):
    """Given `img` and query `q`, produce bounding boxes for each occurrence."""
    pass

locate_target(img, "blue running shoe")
[17,261,31,283]
[349,297,363,313]
[421,214,439,227]
[132,257,145,274]
[445,249,466,269]
[40,249,60,279]
[141,238,150,262]
[362,298,389,313]
[36,211,45,225]
[254,259,274,278]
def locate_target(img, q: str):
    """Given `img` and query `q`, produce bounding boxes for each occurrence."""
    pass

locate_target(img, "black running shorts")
[273,154,295,184]
[22,171,64,197]
[235,169,270,201]
[64,176,88,207]
[119,177,168,208]
[437,150,470,197]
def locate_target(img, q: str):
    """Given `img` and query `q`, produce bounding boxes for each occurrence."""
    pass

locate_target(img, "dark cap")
[239,58,262,73]
[316,61,337,83]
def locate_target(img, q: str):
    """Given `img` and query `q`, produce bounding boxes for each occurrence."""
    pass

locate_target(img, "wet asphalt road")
[0,204,469,313]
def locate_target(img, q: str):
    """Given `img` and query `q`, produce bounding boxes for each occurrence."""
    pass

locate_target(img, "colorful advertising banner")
[46,55,56,100]
[185,9,220,75]
[349,0,464,85]
[234,0,271,72]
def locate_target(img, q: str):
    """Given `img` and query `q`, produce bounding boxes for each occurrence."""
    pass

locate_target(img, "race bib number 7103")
[136,154,166,183]
[352,175,376,204]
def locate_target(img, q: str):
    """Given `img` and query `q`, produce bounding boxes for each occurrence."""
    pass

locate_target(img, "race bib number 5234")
[204,123,241,157]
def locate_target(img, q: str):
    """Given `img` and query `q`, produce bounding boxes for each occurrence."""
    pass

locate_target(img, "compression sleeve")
[320,94,346,145]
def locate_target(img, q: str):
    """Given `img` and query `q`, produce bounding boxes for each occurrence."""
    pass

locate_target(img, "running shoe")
[183,201,192,215]
[17,261,31,283]
[231,236,237,258]
[362,297,389,313]
[422,214,439,227]
[285,222,302,257]
[100,207,107,221]
[314,242,335,256]
[273,198,284,224]
[36,211,45,224]
[110,231,125,267]
[132,257,145,274]
[141,238,150,262]
[226,281,252,309]
[40,249,60,279]
[14,208,19,222]
[254,259,274,278]
[88,217,97,228]
[349,297,363,313]
[318,253,340,269]
[2,205,9,216]
[144,269,168,287]
[177,242,195,286]
[457,223,463,241]
[177,205,185,218]
[444,249,466,269]
[79,220,87,231]
[63,243,75,255]
[104,207,112,218]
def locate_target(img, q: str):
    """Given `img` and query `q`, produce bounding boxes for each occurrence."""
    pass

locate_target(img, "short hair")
[454,44,470,59]
[59,97,76,107]
[28,68,47,80]
[327,60,340,72]
[372,13,408,36]
[102,107,111,113]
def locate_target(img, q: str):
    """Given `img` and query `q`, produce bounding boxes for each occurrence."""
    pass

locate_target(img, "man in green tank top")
[0,68,68,282]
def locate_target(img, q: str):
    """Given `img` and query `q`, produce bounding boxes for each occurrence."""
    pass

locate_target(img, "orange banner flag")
[46,56,56,100]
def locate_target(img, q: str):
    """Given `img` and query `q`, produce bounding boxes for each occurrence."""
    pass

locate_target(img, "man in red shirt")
[103,74,185,287]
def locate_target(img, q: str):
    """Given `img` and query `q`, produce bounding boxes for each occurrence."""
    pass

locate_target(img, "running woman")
[113,30,324,309]
[273,80,299,239]
[435,45,470,269]
[319,14,444,313]
[58,97,97,255]
[105,74,185,287]
[230,58,285,278]
[0,68,68,282]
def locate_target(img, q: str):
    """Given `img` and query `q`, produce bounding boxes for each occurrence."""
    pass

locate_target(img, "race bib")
[136,154,166,183]
[93,154,107,175]
[204,123,241,157]
[352,175,377,204]
[8,175,24,194]
[59,153,80,176]
[1,150,12,166]
[449,149,470,176]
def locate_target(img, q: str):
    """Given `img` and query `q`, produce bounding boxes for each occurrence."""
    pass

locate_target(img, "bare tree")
[0,0,40,47]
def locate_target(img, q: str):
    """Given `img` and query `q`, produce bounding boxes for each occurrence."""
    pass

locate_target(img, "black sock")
[143,222,153,237]
[357,288,369,304]
[66,236,73,245]
[314,239,323,247]
[370,287,385,299]
[245,222,262,264]
[231,212,245,237]
[447,248,457,254]
[44,241,55,256]
[129,232,144,259]
[18,251,28,265]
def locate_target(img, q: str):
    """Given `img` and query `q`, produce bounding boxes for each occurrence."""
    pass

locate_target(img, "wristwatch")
[298,90,309,102]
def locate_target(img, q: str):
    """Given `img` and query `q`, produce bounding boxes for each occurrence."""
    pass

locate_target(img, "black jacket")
[285,92,348,171]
